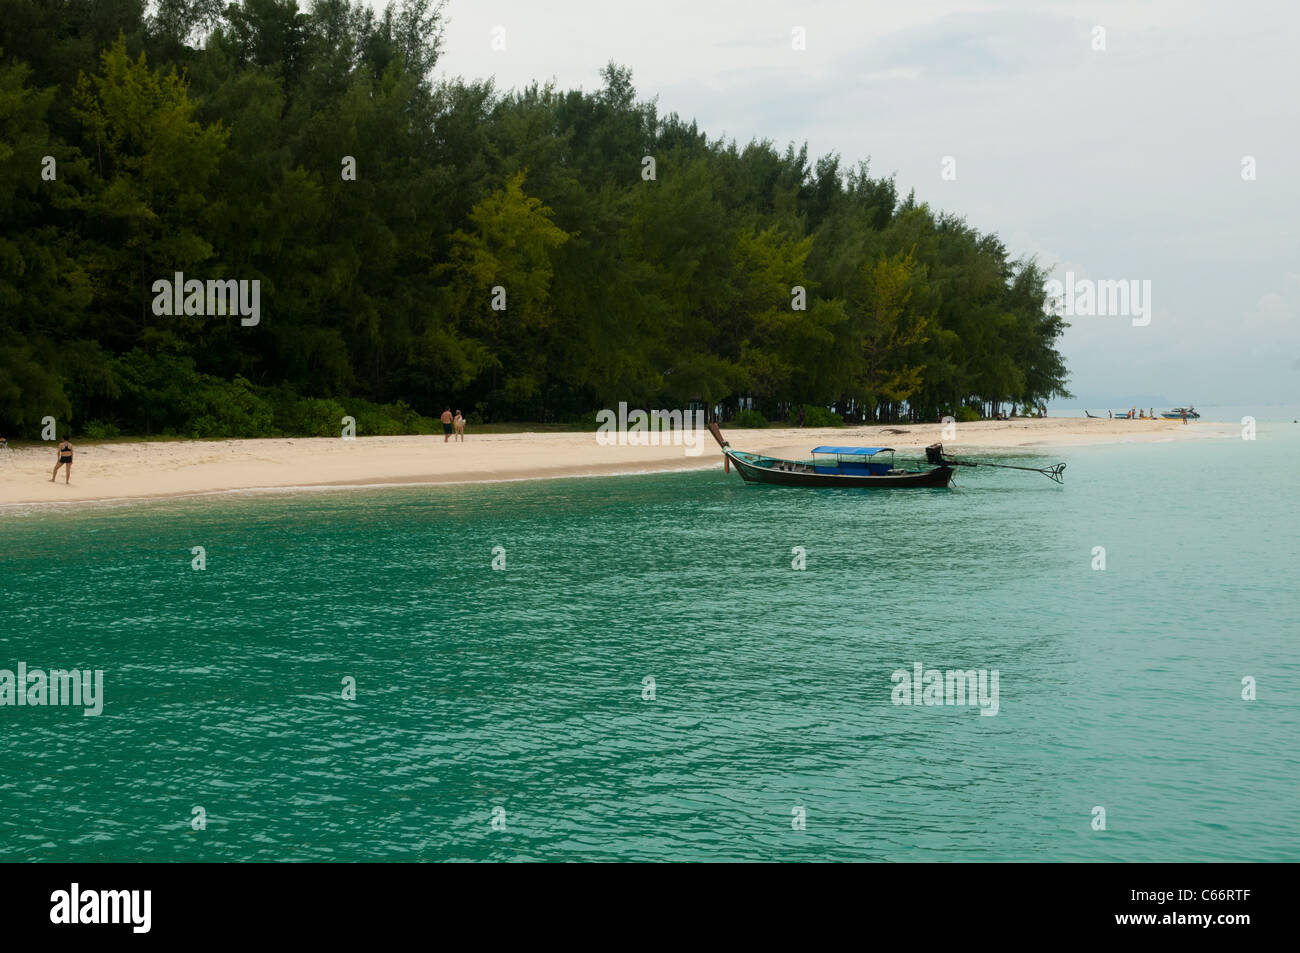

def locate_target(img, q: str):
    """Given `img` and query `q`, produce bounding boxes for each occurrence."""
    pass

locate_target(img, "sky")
[387,0,1297,407]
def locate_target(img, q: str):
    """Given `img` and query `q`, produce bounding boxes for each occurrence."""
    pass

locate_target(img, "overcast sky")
[403,0,1297,407]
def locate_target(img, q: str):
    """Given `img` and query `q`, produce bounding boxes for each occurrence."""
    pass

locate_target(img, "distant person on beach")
[454,410,466,441]
[50,436,73,483]
[441,407,453,443]
[1181,409,1188,424]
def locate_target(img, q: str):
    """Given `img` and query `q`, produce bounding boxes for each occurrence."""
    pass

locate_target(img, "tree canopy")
[0,0,1071,437]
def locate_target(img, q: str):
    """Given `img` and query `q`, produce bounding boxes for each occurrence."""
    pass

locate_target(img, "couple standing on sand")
[440,407,466,443]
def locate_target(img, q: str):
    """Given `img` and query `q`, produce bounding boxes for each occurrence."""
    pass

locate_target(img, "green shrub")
[798,404,844,427]
[110,350,202,434]
[390,400,437,434]
[351,399,437,435]
[83,420,120,439]
[731,409,768,428]
[276,397,349,436]
[955,406,981,422]
[267,394,437,437]
[185,376,276,438]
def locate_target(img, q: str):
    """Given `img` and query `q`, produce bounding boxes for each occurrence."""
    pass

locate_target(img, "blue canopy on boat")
[810,446,893,455]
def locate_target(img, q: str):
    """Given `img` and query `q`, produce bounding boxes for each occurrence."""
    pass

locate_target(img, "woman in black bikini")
[51,436,73,484]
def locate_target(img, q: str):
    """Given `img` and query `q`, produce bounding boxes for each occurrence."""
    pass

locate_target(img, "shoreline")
[0,417,1232,508]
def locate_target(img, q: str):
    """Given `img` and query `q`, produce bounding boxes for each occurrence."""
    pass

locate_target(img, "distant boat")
[1160,406,1200,420]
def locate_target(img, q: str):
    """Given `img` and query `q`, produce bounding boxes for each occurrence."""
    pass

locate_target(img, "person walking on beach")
[441,407,453,443]
[50,436,73,484]
[453,410,466,442]
[1181,408,1188,425]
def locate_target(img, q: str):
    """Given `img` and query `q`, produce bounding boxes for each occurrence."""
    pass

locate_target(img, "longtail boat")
[708,423,954,488]
[708,423,1066,488]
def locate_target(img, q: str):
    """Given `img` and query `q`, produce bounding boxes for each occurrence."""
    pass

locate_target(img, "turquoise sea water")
[2,418,1298,861]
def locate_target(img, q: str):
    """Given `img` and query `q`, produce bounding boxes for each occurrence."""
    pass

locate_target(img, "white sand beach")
[0,416,1229,506]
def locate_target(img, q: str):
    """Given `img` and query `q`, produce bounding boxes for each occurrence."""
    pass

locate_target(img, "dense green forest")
[0,0,1071,438]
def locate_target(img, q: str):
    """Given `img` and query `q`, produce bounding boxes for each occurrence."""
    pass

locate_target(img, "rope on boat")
[926,444,1066,484]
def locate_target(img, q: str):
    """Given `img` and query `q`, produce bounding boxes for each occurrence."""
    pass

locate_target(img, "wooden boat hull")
[725,449,954,488]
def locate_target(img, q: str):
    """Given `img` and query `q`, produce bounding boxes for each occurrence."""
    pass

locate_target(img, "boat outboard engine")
[925,443,948,465]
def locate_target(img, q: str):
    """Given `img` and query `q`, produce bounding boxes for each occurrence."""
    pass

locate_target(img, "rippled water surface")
[2,424,1298,861]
